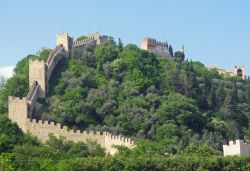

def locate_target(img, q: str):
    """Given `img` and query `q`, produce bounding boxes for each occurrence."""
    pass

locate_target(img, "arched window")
[237,69,243,76]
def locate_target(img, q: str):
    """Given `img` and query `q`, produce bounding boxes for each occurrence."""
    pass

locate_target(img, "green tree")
[174,51,185,61]
[169,44,173,57]
[118,38,123,52]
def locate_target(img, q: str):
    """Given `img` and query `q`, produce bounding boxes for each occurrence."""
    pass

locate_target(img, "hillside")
[1,36,250,170]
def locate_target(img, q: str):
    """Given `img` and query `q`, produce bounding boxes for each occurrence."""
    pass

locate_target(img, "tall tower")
[8,96,28,133]
[56,33,73,57]
[234,65,245,80]
[29,59,46,98]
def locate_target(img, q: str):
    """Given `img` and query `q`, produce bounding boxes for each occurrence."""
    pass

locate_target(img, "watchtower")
[223,140,250,156]
[29,59,46,98]
[56,33,73,57]
[8,96,28,133]
[140,37,171,58]
[234,65,245,80]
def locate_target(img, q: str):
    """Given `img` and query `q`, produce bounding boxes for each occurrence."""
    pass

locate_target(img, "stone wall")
[56,33,73,57]
[141,37,172,58]
[206,65,245,79]
[8,96,28,133]
[8,32,135,155]
[25,118,134,154]
[27,81,39,116]
[46,45,65,88]
[223,140,250,156]
[29,60,46,98]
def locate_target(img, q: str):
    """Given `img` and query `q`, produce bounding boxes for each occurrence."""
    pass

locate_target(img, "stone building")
[8,32,134,155]
[223,140,250,156]
[206,65,245,79]
[141,37,172,58]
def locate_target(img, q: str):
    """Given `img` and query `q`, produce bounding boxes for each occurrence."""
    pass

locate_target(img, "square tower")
[56,33,73,57]
[234,66,245,80]
[140,37,171,58]
[29,59,46,98]
[223,140,250,156]
[8,96,28,133]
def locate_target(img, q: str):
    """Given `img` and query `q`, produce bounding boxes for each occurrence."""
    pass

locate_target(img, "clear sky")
[0,0,249,77]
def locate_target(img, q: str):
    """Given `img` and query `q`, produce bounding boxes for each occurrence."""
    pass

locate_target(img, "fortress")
[206,65,245,80]
[141,37,172,58]
[8,32,134,155]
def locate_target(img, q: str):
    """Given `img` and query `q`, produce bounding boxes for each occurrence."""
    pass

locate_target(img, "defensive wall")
[73,32,108,56]
[206,65,245,79]
[8,32,134,155]
[223,140,250,156]
[141,37,172,58]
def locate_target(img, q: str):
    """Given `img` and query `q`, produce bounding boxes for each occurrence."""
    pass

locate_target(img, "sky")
[0,0,249,77]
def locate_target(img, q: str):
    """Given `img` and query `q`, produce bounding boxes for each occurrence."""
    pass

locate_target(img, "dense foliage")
[1,36,250,170]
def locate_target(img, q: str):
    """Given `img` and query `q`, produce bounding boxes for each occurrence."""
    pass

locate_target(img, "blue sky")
[0,0,250,77]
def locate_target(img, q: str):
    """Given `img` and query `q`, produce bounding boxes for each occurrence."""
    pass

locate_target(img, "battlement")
[26,118,134,154]
[141,37,168,47]
[141,37,171,58]
[156,40,168,47]
[8,96,26,101]
[73,36,96,47]
[8,32,135,155]
[223,139,250,156]
[8,96,28,132]
[56,33,73,57]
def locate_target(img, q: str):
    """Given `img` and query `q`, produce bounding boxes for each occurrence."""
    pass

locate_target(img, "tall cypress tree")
[169,45,173,57]
[118,38,123,52]
[208,83,216,110]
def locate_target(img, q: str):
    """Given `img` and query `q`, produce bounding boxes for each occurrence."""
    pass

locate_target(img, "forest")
[1,36,250,170]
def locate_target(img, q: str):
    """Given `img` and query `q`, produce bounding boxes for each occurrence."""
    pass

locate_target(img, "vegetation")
[1,36,250,170]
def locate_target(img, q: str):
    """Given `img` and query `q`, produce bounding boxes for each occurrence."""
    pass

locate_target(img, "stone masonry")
[223,140,250,156]
[141,37,172,58]
[8,32,134,155]
[206,65,245,80]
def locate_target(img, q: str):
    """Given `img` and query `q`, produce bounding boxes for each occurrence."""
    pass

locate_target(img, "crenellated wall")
[141,37,172,58]
[8,32,135,155]
[223,140,250,156]
[26,118,134,154]
[29,60,46,98]
[8,96,28,132]
[73,32,108,56]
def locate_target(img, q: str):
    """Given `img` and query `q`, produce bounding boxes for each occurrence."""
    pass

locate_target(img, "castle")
[8,32,134,155]
[141,37,172,58]
[223,140,250,156]
[206,65,245,80]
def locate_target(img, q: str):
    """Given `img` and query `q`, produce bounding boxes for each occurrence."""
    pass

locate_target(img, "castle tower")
[8,96,28,133]
[223,140,250,156]
[29,59,46,98]
[56,33,73,57]
[234,65,245,80]
[140,37,171,58]
[87,32,102,44]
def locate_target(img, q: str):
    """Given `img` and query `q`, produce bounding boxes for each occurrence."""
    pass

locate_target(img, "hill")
[1,35,250,170]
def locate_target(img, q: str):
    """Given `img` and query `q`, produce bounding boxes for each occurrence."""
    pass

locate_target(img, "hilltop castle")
[206,65,245,80]
[8,32,134,155]
[141,37,172,58]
